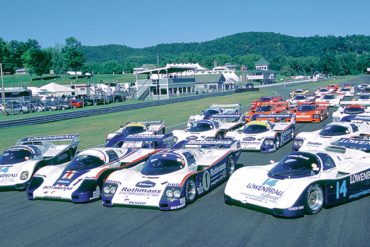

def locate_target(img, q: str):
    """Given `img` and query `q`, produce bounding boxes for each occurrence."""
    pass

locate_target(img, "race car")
[289,89,310,98]
[225,114,295,152]
[326,84,340,92]
[245,102,288,122]
[110,133,177,149]
[101,139,241,210]
[0,135,79,190]
[292,122,370,151]
[336,87,355,97]
[187,104,241,127]
[289,103,328,123]
[332,101,370,122]
[287,95,315,109]
[27,147,158,202]
[224,146,370,218]
[315,94,343,107]
[106,121,165,146]
[250,96,283,111]
[314,88,332,98]
[173,118,243,143]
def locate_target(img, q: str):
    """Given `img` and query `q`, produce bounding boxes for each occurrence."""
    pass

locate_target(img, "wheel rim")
[275,137,280,149]
[228,157,235,176]
[307,185,323,211]
[185,180,196,202]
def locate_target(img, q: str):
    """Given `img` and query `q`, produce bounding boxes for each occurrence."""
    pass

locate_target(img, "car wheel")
[304,184,324,215]
[291,127,295,140]
[226,155,236,177]
[185,179,197,204]
[273,136,281,150]
[162,127,165,134]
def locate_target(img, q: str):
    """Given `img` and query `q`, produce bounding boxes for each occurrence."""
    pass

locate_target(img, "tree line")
[1,32,370,77]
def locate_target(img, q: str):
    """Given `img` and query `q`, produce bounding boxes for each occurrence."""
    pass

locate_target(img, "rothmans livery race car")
[106,121,165,147]
[332,101,370,122]
[173,118,243,143]
[102,140,241,210]
[224,145,370,218]
[225,114,296,152]
[0,135,79,190]
[187,104,241,127]
[315,94,343,107]
[292,122,370,151]
[27,147,158,202]
[111,133,177,149]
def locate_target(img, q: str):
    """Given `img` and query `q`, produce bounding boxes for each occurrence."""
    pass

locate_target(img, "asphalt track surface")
[1,81,369,247]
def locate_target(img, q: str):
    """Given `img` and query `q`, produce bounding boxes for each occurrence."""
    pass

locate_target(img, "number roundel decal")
[202,170,211,192]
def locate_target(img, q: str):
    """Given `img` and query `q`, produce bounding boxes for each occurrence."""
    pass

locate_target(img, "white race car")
[225,114,296,152]
[102,139,241,210]
[173,118,243,144]
[292,121,370,151]
[315,93,343,107]
[332,101,370,122]
[27,147,158,202]
[106,121,165,147]
[224,146,370,218]
[314,88,333,98]
[0,135,79,190]
[336,87,355,97]
[187,104,241,127]
[287,95,315,109]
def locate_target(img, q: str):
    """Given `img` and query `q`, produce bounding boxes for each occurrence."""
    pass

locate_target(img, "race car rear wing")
[18,134,80,147]
[251,114,295,123]
[330,137,370,153]
[338,100,370,106]
[125,120,164,126]
[116,133,176,149]
[210,114,243,123]
[177,139,240,149]
[210,104,241,111]
[340,115,370,124]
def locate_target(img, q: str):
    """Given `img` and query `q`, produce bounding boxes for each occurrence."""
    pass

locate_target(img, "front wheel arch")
[184,177,197,204]
[304,183,324,215]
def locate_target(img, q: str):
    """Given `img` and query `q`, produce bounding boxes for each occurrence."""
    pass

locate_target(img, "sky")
[0,0,369,48]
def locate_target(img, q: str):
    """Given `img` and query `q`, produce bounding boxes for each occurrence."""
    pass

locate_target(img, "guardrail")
[1,75,368,129]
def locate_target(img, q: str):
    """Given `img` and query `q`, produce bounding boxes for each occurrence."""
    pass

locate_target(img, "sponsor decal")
[262,178,278,187]
[0,166,10,173]
[349,189,370,200]
[128,201,147,206]
[187,140,233,145]
[202,170,211,192]
[288,205,304,211]
[243,137,256,141]
[136,180,156,188]
[210,164,226,177]
[167,183,180,187]
[105,180,122,185]
[350,171,370,184]
[43,185,73,191]
[120,187,161,196]
[0,173,17,178]
[246,182,284,197]
[62,170,76,180]
[23,135,77,141]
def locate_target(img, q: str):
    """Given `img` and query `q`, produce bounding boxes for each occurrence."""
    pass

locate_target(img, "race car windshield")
[344,107,364,114]
[124,126,146,134]
[0,149,34,164]
[319,125,349,136]
[294,95,306,100]
[65,155,105,170]
[359,95,369,99]
[141,153,184,175]
[243,124,269,134]
[341,88,350,91]
[204,109,220,115]
[297,105,315,112]
[268,152,321,179]
[189,122,213,132]
[323,95,334,99]
[319,89,328,92]
[260,97,272,102]
[256,106,272,112]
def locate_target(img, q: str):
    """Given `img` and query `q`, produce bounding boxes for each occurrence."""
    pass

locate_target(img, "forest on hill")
[1,32,370,77]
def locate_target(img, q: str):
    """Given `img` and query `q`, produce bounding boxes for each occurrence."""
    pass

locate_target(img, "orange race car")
[250,96,283,111]
[245,101,288,122]
[289,102,328,123]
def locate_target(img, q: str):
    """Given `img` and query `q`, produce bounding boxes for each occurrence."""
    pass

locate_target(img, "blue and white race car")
[27,147,158,202]
[225,114,296,152]
[0,135,79,190]
[187,104,241,127]
[112,133,177,149]
[106,120,165,147]
[102,140,241,210]
[173,118,243,144]
[332,101,370,122]
[224,145,370,218]
[293,121,370,151]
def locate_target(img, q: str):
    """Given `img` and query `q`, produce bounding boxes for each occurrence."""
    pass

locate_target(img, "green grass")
[0,75,359,151]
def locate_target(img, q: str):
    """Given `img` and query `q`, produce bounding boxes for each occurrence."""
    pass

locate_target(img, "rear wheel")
[304,184,324,215]
[185,179,197,204]
[273,136,281,151]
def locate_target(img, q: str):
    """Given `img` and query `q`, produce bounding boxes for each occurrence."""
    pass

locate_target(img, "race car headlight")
[264,140,274,145]
[110,187,117,194]
[103,184,118,196]
[293,139,304,147]
[166,189,174,198]
[313,114,320,119]
[173,189,181,198]
[20,171,29,180]
[333,117,340,122]
[103,186,111,194]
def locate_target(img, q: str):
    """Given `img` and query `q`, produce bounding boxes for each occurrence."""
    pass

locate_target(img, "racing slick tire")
[304,184,324,215]
[185,178,197,204]
[226,155,236,177]
[273,135,281,151]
